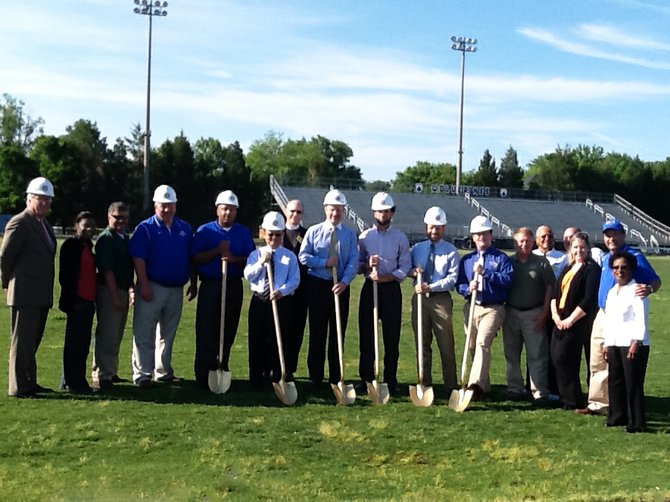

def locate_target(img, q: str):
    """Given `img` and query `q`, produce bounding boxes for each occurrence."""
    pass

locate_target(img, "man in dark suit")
[282,199,308,379]
[1,177,57,398]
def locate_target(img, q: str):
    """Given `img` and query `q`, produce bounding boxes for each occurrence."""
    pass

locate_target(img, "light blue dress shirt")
[410,239,460,292]
[299,221,358,284]
[244,245,300,297]
[358,225,411,280]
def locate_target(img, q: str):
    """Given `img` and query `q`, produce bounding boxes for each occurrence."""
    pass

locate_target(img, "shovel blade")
[273,380,298,406]
[366,380,390,405]
[207,369,231,395]
[331,382,356,405]
[448,388,474,413]
[409,384,434,407]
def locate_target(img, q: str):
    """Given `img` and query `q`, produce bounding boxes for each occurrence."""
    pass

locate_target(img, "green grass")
[0,252,669,501]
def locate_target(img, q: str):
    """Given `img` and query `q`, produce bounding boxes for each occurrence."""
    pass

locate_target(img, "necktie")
[424,242,435,282]
[328,227,338,258]
[263,252,275,300]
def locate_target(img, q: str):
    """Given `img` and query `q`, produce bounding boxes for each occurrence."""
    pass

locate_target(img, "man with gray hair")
[1,177,56,398]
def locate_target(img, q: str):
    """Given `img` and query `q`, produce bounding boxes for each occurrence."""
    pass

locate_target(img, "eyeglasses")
[612,265,629,271]
[110,214,128,221]
[267,232,283,237]
[539,235,553,240]
[288,209,302,214]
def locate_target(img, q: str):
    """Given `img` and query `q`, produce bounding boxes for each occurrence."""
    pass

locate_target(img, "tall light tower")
[451,35,477,194]
[133,0,168,211]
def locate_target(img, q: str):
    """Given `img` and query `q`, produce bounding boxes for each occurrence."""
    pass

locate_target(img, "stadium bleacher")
[274,180,669,251]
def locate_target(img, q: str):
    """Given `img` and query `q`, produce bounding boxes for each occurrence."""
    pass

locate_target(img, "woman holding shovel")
[244,212,300,389]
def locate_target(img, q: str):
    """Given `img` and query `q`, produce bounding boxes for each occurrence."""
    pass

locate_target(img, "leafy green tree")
[0,94,44,152]
[0,144,39,213]
[498,146,524,188]
[365,180,391,192]
[391,161,456,192]
[470,149,498,187]
[525,146,578,191]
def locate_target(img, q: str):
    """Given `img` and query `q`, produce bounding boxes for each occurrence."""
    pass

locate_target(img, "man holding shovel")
[409,207,460,395]
[299,189,358,391]
[244,212,300,388]
[456,216,513,400]
[191,190,255,390]
[356,192,411,398]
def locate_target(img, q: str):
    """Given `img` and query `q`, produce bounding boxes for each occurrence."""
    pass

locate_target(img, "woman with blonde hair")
[550,232,600,409]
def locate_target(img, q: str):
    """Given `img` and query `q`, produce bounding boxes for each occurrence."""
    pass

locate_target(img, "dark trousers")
[286,283,308,376]
[607,345,649,431]
[194,277,243,388]
[8,306,49,396]
[248,294,294,386]
[62,298,95,392]
[358,280,401,387]
[307,276,350,385]
[551,326,587,408]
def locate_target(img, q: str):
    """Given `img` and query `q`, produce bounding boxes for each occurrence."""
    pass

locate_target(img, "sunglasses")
[612,265,629,271]
[110,214,128,221]
[539,235,553,239]
[288,209,302,214]
[267,232,283,237]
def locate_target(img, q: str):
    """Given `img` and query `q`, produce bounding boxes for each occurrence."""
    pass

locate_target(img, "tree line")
[2,93,669,228]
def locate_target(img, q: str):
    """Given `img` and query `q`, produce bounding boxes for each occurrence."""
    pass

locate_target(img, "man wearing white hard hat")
[1,177,56,397]
[129,184,196,387]
[357,192,411,396]
[299,189,358,389]
[244,212,300,386]
[456,215,513,400]
[409,206,460,393]
[282,199,308,379]
[191,190,255,389]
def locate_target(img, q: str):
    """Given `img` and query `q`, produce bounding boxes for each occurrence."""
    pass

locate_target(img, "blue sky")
[2,0,670,181]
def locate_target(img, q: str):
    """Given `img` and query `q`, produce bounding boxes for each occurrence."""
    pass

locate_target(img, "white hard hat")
[153,185,177,203]
[470,215,493,233]
[26,177,54,198]
[371,192,394,211]
[261,211,285,231]
[323,189,347,206]
[215,190,239,207]
[423,206,446,226]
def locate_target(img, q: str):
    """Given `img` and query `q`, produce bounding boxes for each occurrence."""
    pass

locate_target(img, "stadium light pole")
[133,0,168,211]
[451,35,477,194]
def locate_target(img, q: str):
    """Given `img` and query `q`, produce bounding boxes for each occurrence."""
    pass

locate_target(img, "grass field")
[0,251,668,501]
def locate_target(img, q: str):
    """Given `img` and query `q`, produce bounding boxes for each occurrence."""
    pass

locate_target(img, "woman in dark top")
[59,211,97,393]
[550,232,601,409]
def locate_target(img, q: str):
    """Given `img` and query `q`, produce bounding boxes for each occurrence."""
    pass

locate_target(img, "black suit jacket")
[554,259,601,325]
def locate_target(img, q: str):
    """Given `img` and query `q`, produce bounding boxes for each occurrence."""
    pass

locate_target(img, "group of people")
[1,178,661,432]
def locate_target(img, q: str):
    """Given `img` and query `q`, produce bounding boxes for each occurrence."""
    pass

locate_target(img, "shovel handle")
[218,260,228,363]
[265,262,287,378]
[332,267,345,380]
[460,271,480,390]
[416,269,424,383]
[372,267,380,380]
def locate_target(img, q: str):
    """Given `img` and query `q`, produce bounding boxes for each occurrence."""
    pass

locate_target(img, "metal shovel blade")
[273,380,298,406]
[409,383,434,407]
[331,382,356,405]
[208,369,231,395]
[366,380,390,405]
[448,388,474,413]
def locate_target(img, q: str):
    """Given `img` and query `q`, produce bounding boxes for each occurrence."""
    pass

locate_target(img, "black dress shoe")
[354,382,367,394]
[98,380,114,390]
[111,375,129,383]
[13,391,38,399]
[388,385,401,397]
[34,385,54,394]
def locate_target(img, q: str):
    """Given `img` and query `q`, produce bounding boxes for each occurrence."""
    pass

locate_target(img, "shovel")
[330,267,356,405]
[449,270,480,412]
[410,269,434,407]
[208,259,232,394]
[366,267,389,404]
[265,262,298,406]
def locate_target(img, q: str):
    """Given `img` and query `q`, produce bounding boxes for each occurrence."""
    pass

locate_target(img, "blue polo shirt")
[192,221,255,280]
[456,247,513,305]
[129,215,193,287]
[598,244,660,309]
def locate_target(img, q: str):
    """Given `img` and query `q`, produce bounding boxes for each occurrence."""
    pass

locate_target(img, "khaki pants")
[587,309,608,412]
[502,306,549,399]
[411,292,456,389]
[92,286,129,385]
[463,303,505,393]
[8,306,49,396]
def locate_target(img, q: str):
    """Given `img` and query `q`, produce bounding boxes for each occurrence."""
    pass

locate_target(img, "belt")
[508,304,543,312]
[476,302,504,308]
